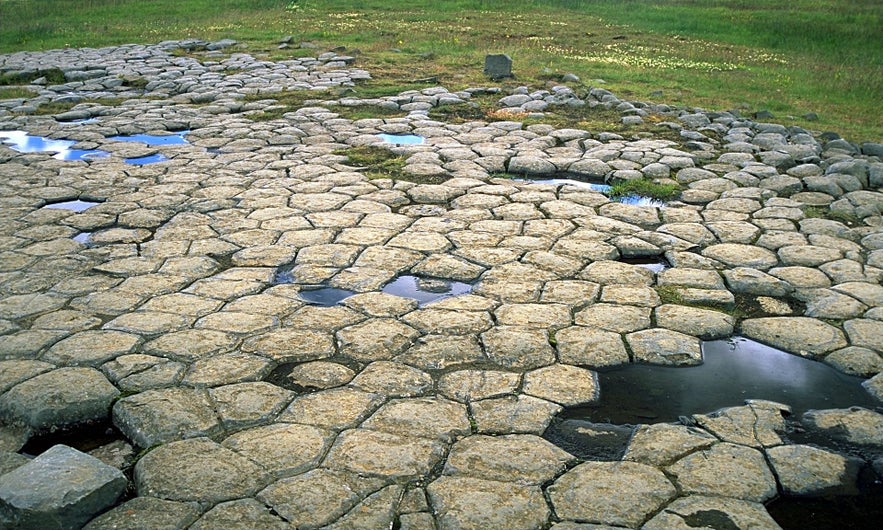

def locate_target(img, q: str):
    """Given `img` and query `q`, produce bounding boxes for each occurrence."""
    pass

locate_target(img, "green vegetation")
[0,87,35,99]
[0,68,66,86]
[802,205,861,227]
[0,0,879,141]
[333,145,408,181]
[608,178,681,201]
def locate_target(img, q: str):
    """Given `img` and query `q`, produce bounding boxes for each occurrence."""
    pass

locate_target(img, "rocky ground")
[0,40,882,529]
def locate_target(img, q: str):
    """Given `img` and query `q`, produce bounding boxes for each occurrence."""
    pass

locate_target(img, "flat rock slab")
[522,363,599,406]
[666,442,777,502]
[626,328,702,365]
[0,367,119,431]
[443,434,575,484]
[82,496,201,530]
[135,437,270,504]
[642,495,782,530]
[548,461,676,528]
[802,407,883,448]
[0,445,126,530]
[113,387,223,448]
[740,316,848,358]
[767,444,860,496]
[623,423,718,467]
[324,428,447,479]
[221,422,334,478]
[428,476,549,530]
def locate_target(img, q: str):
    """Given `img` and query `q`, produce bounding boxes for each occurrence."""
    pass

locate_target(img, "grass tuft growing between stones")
[608,179,681,201]
[802,206,861,227]
[334,145,408,180]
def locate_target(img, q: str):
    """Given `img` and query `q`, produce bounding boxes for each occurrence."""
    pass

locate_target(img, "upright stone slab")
[0,445,127,530]
[484,54,512,79]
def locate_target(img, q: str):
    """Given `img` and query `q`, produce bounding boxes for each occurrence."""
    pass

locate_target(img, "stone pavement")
[0,40,882,529]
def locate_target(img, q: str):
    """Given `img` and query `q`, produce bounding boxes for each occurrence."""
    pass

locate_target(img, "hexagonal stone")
[802,407,883,447]
[81,496,200,530]
[471,394,562,435]
[113,387,223,448]
[693,401,788,448]
[766,444,860,496]
[187,498,288,530]
[0,445,127,530]
[548,461,676,528]
[702,244,779,271]
[387,231,452,252]
[324,428,447,479]
[362,397,470,441]
[554,326,629,367]
[626,328,702,365]
[222,422,334,478]
[143,329,237,362]
[843,318,883,350]
[642,495,781,530]
[580,260,655,285]
[444,434,575,484]
[336,318,420,362]
[623,423,718,467]
[343,292,418,317]
[182,352,273,387]
[0,293,67,320]
[350,361,433,397]
[654,304,735,339]
[493,303,572,329]
[286,361,355,390]
[574,303,650,333]
[666,442,777,502]
[599,285,661,307]
[208,381,293,430]
[395,334,486,371]
[522,364,598,406]
[0,367,119,431]
[278,387,385,431]
[825,346,883,376]
[241,328,335,363]
[135,437,271,503]
[481,326,556,370]
[402,309,494,335]
[741,317,847,358]
[257,469,386,529]
[321,484,402,530]
[437,369,521,402]
[0,360,54,394]
[428,476,549,530]
[43,330,141,366]
[194,311,277,334]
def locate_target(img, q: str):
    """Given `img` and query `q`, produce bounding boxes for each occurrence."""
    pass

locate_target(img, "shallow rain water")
[514,177,664,206]
[108,131,190,145]
[381,275,473,306]
[0,131,109,161]
[562,337,880,425]
[42,200,100,212]
[297,287,356,306]
[124,153,169,165]
[377,133,425,145]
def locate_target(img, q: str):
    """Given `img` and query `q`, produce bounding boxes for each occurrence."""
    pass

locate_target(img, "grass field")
[0,0,880,142]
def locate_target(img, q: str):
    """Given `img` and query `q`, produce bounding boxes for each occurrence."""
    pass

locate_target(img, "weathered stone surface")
[0,445,126,530]
[693,401,788,448]
[843,318,883,350]
[324,428,447,479]
[43,330,140,366]
[623,423,718,467]
[654,304,734,339]
[437,369,520,402]
[286,361,355,390]
[257,469,386,529]
[642,495,782,530]
[574,303,651,333]
[767,444,860,496]
[702,243,778,270]
[362,397,470,441]
[741,317,848,358]
[135,437,270,503]
[548,461,676,528]
[241,328,335,363]
[428,476,549,530]
[471,394,562,434]
[443,434,574,484]
[336,318,420,362]
[824,346,883,376]
[278,387,384,430]
[188,498,288,530]
[522,364,598,406]
[321,484,403,530]
[82,496,200,530]
[666,442,777,502]
[626,328,702,365]
[0,367,119,431]
[554,326,629,367]
[480,326,556,369]
[222,422,334,478]
[350,360,433,397]
[802,407,883,447]
[113,387,222,448]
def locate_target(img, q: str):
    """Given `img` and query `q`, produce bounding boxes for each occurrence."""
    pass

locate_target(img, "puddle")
[124,153,169,165]
[72,232,92,243]
[513,177,663,206]
[42,200,101,212]
[0,130,109,161]
[377,133,425,145]
[559,337,880,425]
[767,473,883,530]
[64,118,100,124]
[617,194,665,207]
[620,256,669,274]
[297,287,356,307]
[109,132,190,145]
[381,275,473,306]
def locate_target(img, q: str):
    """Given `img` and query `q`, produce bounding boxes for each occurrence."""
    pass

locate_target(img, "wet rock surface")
[1,40,882,529]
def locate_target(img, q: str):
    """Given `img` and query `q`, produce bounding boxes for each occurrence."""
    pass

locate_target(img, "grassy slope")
[0,0,879,141]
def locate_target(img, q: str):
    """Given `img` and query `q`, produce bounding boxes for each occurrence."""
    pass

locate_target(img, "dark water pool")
[381,275,473,306]
[562,337,880,425]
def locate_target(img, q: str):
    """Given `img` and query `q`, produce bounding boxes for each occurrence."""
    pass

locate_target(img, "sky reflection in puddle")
[0,131,109,161]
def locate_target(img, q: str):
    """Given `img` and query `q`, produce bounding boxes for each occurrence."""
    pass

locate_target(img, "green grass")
[0,0,879,142]
[333,145,408,180]
[608,179,681,201]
